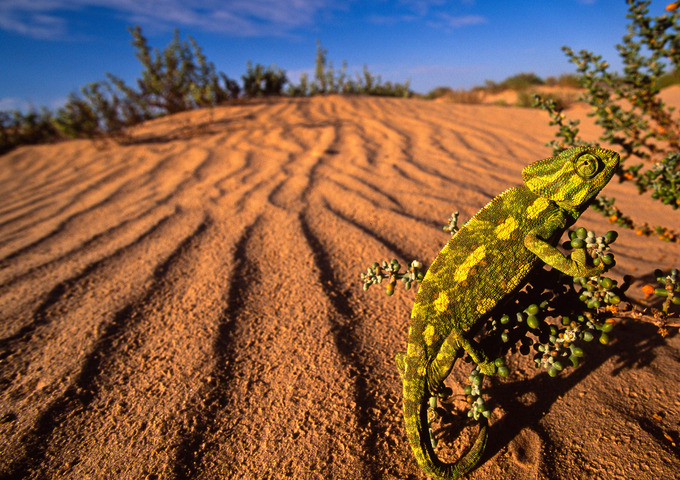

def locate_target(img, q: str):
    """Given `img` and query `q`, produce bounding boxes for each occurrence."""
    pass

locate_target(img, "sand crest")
[0,95,679,479]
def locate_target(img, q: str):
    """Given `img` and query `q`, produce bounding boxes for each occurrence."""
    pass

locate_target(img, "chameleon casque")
[396,146,620,479]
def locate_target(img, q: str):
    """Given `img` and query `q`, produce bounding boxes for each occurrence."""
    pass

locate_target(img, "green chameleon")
[396,146,620,479]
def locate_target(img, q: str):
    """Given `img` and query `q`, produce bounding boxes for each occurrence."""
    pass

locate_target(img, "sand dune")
[0,95,679,479]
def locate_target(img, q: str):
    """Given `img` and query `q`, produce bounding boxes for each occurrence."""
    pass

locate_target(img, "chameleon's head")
[522,146,620,212]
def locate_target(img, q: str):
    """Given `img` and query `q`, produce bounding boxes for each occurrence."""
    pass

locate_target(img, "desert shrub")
[0,108,58,154]
[311,40,331,95]
[545,73,584,88]
[113,26,240,114]
[518,90,577,110]
[425,86,453,100]
[53,94,100,139]
[286,73,310,97]
[1,31,414,154]
[1,26,242,150]
[481,79,502,93]
[656,68,680,88]
[447,89,484,104]
[500,72,545,90]
[288,40,411,98]
[534,0,680,241]
[242,62,287,97]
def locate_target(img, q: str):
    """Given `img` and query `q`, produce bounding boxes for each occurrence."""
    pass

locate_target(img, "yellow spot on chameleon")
[571,186,589,205]
[510,269,525,287]
[494,216,518,240]
[525,162,570,194]
[454,245,486,282]
[476,297,495,314]
[423,324,436,345]
[434,292,450,313]
[527,197,549,219]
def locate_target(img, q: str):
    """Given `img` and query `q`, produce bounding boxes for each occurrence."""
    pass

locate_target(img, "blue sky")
[0,1,668,111]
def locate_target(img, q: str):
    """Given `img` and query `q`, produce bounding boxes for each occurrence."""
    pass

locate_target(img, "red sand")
[0,94,679,479]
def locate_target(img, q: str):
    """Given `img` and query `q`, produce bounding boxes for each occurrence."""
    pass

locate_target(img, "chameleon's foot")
[477,360,496,376]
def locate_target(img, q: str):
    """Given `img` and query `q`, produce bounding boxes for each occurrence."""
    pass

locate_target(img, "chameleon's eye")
[574,152,601,179]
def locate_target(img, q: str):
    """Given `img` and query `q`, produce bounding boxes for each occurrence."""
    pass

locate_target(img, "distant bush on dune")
[483,72,545,93]
[1,32,413,154]
[424,86,483,104]
[287,40,412,98]
[242,62,288,98]
[1,26,243,152]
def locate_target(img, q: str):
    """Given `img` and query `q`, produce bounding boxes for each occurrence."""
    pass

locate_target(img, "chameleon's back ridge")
[400,147,620,479]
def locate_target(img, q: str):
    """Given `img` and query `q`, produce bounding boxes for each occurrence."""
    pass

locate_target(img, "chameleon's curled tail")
[403,373,487,480]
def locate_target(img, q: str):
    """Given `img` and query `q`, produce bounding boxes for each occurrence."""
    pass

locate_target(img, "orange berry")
[609,215,618,222]
[666,2,678,12]
[641,284,655,297]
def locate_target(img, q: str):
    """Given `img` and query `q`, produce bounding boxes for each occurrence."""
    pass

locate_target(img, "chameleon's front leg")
[524,233,605,278]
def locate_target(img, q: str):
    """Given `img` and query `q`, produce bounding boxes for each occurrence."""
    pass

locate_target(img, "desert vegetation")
[534,0,679,242]
[0,30,411,155]
[287,40,412,98]
[423,73,587,109]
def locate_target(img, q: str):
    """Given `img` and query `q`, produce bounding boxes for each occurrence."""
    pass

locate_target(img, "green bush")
[0,108,58,154]
[545,73,584,88]
[1,25,242,150]
[53,93,100,139]
[1,33,412,153]
[242,62,287,97]
[483,72,546,93]
[114,26,240,114]
[656,68,680,89]
[287,40,411,98]
[499,72,545,90]
[518,90,577,110]
[534,0,679,241]
[424,86,453,100]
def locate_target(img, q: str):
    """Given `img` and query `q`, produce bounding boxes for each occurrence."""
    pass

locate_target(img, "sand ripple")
[1,96,679,479]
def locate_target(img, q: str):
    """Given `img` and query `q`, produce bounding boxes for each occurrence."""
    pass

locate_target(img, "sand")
[0,93,679,480]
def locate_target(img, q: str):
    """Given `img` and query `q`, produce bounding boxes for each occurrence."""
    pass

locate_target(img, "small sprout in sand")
[443,211,463,236]
[361,259,425,295]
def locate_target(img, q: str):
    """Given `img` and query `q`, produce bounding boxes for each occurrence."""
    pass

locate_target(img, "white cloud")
[0,0,488,40]
[369,1,486,31]
[0,0,339,39]
[0,1,72,39]
[429,13,487,29]
[397,0,446,16]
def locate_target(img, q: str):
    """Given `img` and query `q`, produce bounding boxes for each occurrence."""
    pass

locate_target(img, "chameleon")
[396,146,620,479]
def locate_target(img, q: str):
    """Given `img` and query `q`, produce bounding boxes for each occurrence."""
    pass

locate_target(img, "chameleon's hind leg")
[447,330,496,377]
[395,352,406,379]
[426,334,461,394]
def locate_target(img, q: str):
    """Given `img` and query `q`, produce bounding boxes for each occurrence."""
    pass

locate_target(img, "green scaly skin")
[398,147,620,479]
